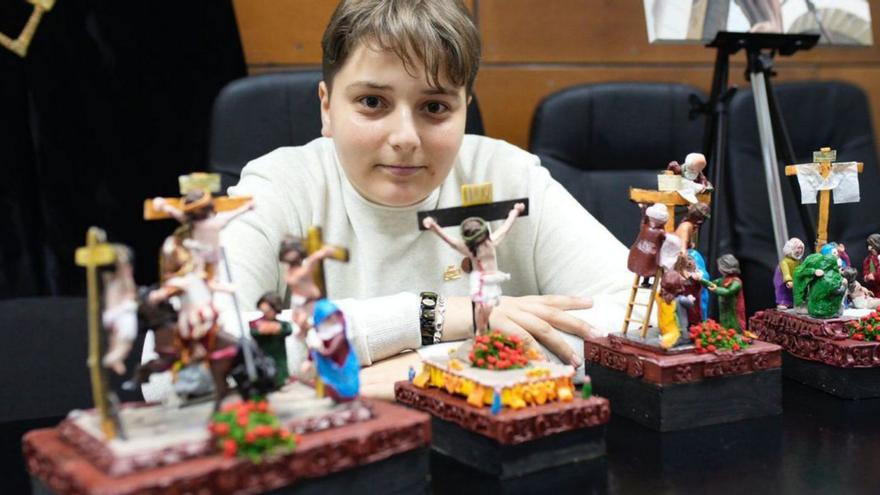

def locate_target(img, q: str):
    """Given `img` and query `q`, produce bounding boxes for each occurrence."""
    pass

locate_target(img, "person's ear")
[319,81,333,137]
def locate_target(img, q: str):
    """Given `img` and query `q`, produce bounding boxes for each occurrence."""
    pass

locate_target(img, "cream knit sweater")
[142,135,633,400]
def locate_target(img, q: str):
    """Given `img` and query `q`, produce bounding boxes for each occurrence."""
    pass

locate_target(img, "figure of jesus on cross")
[785,147,863,252]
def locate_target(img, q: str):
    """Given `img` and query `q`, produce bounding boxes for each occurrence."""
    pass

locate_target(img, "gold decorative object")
[0,0,56,58]
[443,264,462,281]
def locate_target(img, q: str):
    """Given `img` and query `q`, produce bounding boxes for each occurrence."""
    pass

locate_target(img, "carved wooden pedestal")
[24,400,431,495]
[394,381,610,478]
[584,334,782,431]
[751,309,880,399]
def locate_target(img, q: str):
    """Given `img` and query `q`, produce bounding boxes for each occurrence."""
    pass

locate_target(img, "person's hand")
[867,273,875,282]
[443,295,593,367]
[422,216,436,230]
[815,269,825,278]
[513,202,526,215]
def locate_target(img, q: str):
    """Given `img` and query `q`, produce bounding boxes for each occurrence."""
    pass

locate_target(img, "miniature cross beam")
[306,226,350,297]
[416,183,530,230]
[75,227,119,440]
[628,188,712,234]
[785,147,863,252]
[142,172,252,220]
[0,0,54,58]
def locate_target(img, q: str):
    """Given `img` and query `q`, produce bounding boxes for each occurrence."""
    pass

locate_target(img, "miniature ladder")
[621,270,661,338]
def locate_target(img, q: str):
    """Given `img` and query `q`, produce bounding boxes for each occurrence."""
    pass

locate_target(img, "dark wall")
[0,0,246,297]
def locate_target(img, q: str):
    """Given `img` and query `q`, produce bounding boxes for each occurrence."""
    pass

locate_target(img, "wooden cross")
[785,147,863,252]
[143,172,252,220]
[306,226,349,296]
[417,183,530,230]
[0,0,54,58]
[75,227,119,440]
[628,188,712,233]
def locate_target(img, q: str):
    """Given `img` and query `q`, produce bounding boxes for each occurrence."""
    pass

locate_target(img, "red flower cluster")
[469,330,529,370]
[848,312,880,342]
[210,399,298,461]
[689,319,751,354]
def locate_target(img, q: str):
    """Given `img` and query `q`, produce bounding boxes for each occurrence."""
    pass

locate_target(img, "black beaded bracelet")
[419,291,444,346]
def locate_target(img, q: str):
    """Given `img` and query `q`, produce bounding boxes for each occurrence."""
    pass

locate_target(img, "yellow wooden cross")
[305,226,349,297]
[75,227,117,440]
[0,0,54,58]
[785,147,863,252]
[143,172,252,220]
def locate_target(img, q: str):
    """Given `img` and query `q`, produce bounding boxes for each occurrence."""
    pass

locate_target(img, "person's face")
[793,243,804,259]
[319,42,469,207]
[258,302,277,320]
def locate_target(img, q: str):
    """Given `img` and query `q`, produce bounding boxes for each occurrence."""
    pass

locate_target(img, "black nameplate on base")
[781,352,880,399]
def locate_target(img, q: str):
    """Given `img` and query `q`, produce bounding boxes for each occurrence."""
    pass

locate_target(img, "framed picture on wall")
[644,0,873,46]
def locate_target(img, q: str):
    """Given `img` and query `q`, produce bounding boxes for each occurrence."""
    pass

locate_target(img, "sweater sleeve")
[334,292,422,366]
[531,165,638,336]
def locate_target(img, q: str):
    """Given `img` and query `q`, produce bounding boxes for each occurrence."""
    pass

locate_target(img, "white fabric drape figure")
[793,162,861,204]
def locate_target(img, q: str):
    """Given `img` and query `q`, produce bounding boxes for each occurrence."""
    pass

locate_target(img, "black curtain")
[0,0,247,297]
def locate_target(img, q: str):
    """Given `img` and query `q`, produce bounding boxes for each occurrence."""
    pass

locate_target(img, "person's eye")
[357,95,386,111]
[423,101,449,115]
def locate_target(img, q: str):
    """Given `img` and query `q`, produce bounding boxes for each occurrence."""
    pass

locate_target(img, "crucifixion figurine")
[785,147,863,252]
[75,227,124,440]
[419,183,529,334]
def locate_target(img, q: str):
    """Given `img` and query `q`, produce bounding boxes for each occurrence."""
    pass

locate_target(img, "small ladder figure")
[621,187,712,338]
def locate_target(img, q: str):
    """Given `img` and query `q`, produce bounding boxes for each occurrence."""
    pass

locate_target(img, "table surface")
[8,379,880,495]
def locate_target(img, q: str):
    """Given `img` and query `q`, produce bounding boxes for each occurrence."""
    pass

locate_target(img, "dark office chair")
[209,70,486,191]
[725,81,880,315]
[529,82,708,245]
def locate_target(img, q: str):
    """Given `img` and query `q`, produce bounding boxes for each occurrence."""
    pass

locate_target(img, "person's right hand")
[442,295,593,367]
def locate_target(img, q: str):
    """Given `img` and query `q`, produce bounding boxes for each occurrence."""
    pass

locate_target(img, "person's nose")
[387,106,420,154]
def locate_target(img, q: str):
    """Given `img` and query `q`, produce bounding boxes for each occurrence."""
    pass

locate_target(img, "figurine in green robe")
[250,292,293,387]
[793,253,846,319]
[701,254,746,333]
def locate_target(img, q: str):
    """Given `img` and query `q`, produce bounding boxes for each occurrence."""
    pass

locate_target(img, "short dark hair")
[321,0,481,95]
[257,292,283,313]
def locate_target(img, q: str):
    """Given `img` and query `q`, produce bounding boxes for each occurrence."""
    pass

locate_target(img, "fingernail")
[570,354,583,368]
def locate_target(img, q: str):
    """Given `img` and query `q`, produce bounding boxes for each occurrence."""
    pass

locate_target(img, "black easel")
[693,32,820,269]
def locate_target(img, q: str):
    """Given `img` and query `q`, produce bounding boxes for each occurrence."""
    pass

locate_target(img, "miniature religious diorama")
[583,158,782,432]
[23,173,431,494]
[394,183,610,478]
[750,147,880,399]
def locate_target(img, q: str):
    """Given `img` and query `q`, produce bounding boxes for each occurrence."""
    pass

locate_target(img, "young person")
[144,0,632,401]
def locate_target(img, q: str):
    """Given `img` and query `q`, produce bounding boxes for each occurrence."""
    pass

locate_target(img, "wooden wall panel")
[234,0,474,67]
[478,0,880,64]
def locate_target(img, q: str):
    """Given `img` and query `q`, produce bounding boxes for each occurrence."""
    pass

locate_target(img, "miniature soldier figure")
[702,254,747,334]
[794,253,847,319]
[628,203,668,287]
[100,245,139,375]
[250,292,293,387]
[773,237,805,309]
[423,203,525,333]
[863,234,880,294]
[310,299,359,402]
[151,189,254,278]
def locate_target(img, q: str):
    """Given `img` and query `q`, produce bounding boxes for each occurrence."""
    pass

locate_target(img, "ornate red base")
[750,309,880,368]
[24,400,430,495]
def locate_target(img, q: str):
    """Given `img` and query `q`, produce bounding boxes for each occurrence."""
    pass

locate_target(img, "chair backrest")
[725,81,880,314]
[209,70,485,190]
[529,82,707,244]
